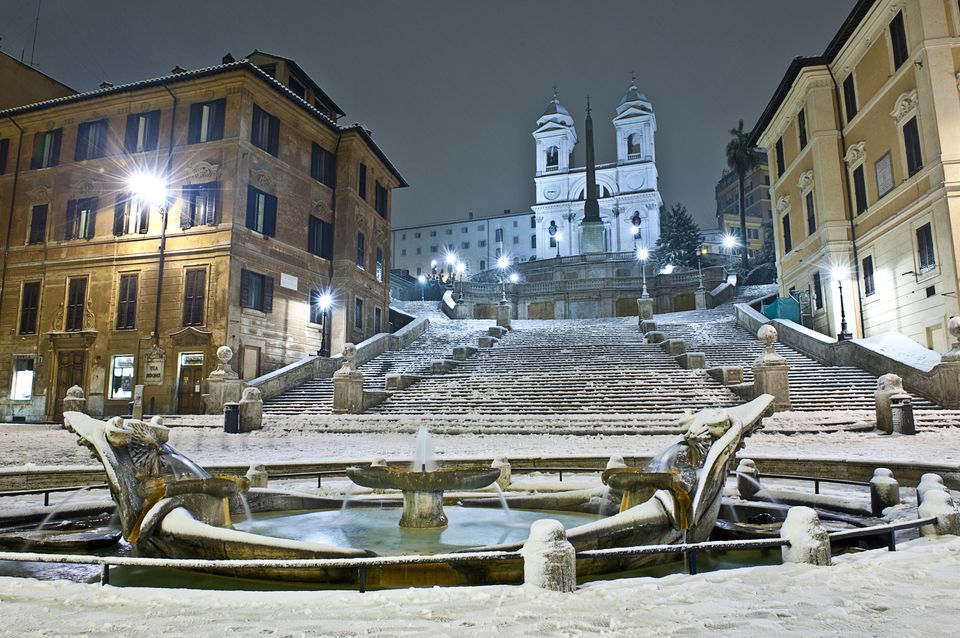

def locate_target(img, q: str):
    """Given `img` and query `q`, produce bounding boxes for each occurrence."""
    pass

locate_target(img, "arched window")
[545,146,559,170]
[627,133,642,158]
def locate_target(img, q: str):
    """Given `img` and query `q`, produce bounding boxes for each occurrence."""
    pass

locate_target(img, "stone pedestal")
[246,464,268,488]
[645,331,665,344]
[399,490,447,528]
[62,386,86,415]
[204,346,244,414]
[780,506,831,566]
[496,303,512,329]
[662,339,685,355]
[333,371,364,414]
[640,319,657,333]
[521,519,576,592]
[676,352,705,369]
[869,468,900,516]
[695,290,707,310]
[239,387,263,432]
[580,221,606,255]
[478,336,500,348]
[752,325,791,411]
[637,298,654,323]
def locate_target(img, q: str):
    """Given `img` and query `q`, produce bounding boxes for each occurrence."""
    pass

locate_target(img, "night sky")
[1,0,854,228]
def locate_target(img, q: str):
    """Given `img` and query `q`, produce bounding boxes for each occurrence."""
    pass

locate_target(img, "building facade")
[0,52,404,421]
[713,161,771,258]
[0,51,76,111]
[531,81,663,259]
[751,0,960,352]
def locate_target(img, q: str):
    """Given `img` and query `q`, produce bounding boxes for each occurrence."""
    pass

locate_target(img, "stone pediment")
[612,105,652,121]
[46,330,98,348]
[169,326,213,346]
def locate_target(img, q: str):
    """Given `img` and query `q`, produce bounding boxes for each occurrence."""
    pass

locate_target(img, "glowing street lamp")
[695,245,708,292]
[128,171,170,344]
[831,265,853,341]
[722,233,740,276]
[637,247,650,299]
[509,272,519,284]
[548,220,561,258]
[497,255,511,304]
[630,211,642,251]
[316,290,335,357]
[417,274,426,301]
[455,262,466,304]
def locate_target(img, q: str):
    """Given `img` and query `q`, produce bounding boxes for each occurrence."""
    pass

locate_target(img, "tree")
[725,120,761,271]
[654,203,703,271]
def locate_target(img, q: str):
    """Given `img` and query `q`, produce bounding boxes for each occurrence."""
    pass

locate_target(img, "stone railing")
[249,315,430,401]
[735,301,960,408]
[462,267,726,299]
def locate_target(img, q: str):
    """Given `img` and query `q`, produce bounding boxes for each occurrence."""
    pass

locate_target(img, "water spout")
[411,427,435,472]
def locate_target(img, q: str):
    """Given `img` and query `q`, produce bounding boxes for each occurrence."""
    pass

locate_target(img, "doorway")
[176,352,205,414]
[54,351,85,422]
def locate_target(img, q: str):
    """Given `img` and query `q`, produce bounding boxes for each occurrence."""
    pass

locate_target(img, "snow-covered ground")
[0,537,957,636]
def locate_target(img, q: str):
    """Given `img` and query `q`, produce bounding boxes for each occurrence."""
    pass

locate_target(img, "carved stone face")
[342,343,357,362]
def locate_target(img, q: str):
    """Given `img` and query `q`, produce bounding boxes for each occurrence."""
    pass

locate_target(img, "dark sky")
[0,0,855,228]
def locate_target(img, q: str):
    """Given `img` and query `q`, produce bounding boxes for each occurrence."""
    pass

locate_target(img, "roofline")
[246,49,345,116]
[391,210,535,231]
[0,59,407,187]
[747,0,876,146]
[0,50,77,94]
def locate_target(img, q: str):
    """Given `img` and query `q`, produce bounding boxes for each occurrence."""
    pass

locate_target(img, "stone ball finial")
[949,316,960,340]
[216,346,233,365]
[757,324,778,347]
[66,385,85,398]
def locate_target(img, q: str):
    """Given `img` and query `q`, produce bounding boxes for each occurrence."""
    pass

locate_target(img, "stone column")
[694,289,707,310]
[936,316,960,408]
[869,468,900,516]
[239,387,264,432]
[521,519,576,592]
[204,346,245,415]
[780,506,831,566]
[752,325,791,411]
[332,343,365,414]
[62,385,86,415]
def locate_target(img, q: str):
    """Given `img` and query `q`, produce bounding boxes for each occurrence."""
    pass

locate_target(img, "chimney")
[503,208,510,215]
[222,53,236,64]
[468,212,473,220]
[99,81,114,89]
[171,65,187,74]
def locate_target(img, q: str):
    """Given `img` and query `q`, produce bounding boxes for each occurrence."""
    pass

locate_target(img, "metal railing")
[0,483,107,506]
[732,471,870,495]
[828,516,936,551]
[577,537,789,576]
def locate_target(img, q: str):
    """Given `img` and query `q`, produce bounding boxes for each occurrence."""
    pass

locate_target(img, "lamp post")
[630,211,642,252]
[445,252,456,282]
[722,233,739,278]
[317,291,334,357]
[497,255,510,305]
[637,247,650,299]
[695,246,707,292]
[128,172,169,346]
[417,274,426,301]
[548,221,561,259]
[832,266,853,341]
[455,262,465,304]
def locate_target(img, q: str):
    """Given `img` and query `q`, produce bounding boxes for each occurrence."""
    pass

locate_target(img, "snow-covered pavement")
[0,537,957,636]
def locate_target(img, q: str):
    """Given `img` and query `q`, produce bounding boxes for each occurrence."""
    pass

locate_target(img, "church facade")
[532,81,663,259]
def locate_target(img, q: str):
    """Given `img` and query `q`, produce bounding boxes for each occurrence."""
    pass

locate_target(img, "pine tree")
[654,203,703,270]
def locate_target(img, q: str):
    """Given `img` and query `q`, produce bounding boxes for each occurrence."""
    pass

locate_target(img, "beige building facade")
[714,161,771,258]
[751,0,960,351]
[0,53,404,421]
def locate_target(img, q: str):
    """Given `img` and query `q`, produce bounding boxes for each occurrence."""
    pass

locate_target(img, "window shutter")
[204,187,218,226]
[86,198,98,239]
[75,124,89,161]
[30,205,47,244]
[181,186,194,229]
[263,275,274,313]
[193,270,206,324]
[0,138,8,174]
[211,100,225,140]
[50,129,61,166]
[147,111,160,151]
[268,116,279,156]
[138,201,150,234]
[96,120,108,157]
[30,133,42,169]
[65,200,77,240]
[325,151,336,187]
[240,269,250,308]
[251,105,262,145]
[263,195,277,237]
[322,219,333,259]
[245,186,256,230]
[113,197,127,235]
[188,103,202,143]
[124,114,138,152]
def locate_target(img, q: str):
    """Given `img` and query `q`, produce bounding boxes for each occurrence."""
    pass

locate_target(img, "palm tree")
[725,120,760,271]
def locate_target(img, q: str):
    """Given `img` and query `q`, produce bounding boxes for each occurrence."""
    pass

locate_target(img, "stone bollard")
[752,325,791,412]
[521,519,576,592]
[496,303,512,329]
[239,387,263,432]
[491,457,511,490]
[917,473,947,504]
[869,468,900,516]
[875,374,907,434]
[780,506,831,566]
[736,459,761,499]
[918,489,960,536]
[637,298,654,323]
[640,319,657,334]
[245,463,268,488]
[62,385,86,415]
[332,343,365,414]
[645,330,666,344]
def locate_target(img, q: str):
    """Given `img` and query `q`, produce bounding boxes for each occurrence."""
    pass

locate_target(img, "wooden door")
[177,365,204,414]
[54,351,85,422]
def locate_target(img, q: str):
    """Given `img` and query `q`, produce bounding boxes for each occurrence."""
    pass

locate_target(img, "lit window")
[109,355,135,400]
[11,356,34,401]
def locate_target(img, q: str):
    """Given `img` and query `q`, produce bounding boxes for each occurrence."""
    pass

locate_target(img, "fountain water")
[411,427,435,472]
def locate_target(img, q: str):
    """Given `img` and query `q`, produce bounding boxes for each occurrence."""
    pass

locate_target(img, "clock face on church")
[626,173,645,190]
[544,186,560,200]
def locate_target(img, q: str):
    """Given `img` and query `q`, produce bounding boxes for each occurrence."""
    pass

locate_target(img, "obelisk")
[580,96,606,253]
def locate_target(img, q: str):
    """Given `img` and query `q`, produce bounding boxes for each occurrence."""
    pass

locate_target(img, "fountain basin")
[601,468,683,513]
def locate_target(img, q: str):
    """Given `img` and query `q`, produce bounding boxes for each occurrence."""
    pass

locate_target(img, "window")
[429,230,436,237]
[531,235,537,249]
[805,191,816,235]
[480,259,486,270]
[308,216,333,259]
[65,197,97,240]
[797,109,808,150]
[416,248,421,254]
[461,242,470,249]
[115,274,138,329]
[813,272,824,310]
[903,116,922,177]
[309,289,324,324]
[530,216,536,229]
[357,231,366,269]
[19,282,40,335]
[310,143,336,187]
[374,307,382,333]
[415,232,421,238]
[75,119,108,161]
[842,74,858,123]
[513,221,518,228]
[401,248,406,256]
[113,194,149,236]
[30,128,61,169]
[461,226,468,233]
[124,110,160,153]
[853,165,868,215]
[240,269,273,312]
[917,222,936,273]
[549,237,557,248]
[747,228,759,240]
[430,245,438,253]
[375,182,388,217]
[782,214,792,253]
[875,152,894,198]
[358,163,367,200]
[288,74,306,99]
[495,228,503,242]
[246,186,277,236]
[375,247,384,282]
[445,229,453,235]
[478,224,485,231]
[181,182,218,228]
[512,236,519,245]
[182,268,206,326]
[28,205,47,244]
[251,105,280,156]
[354,297,364,330]
[863,256,875,297]
[545,145,559,169]
[188,99,226,144]
[0,138,9,174]
[890,11,909,69]
[65,277,87,331]
[11,356,34,401]
[109,355,135,400]
[478,240,486,248]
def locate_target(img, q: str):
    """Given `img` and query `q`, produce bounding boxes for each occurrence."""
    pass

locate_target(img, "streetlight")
[630,211,642,252]
[637,247,650,299]
[445,252,457,281]
[722,233,739,277]
[695,245,708,292]
[316,291,334,357]
[128,171,169,346]
[417,274,426,301]
[548,220,561,259]
[497,255,510,304]
[831,265,853,341]
[455,262,466,304]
